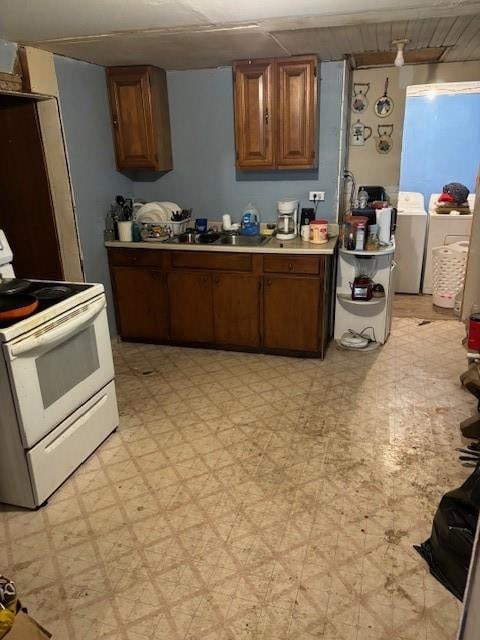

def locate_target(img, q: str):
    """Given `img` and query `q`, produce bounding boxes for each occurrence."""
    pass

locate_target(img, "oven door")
[3,295,115,448]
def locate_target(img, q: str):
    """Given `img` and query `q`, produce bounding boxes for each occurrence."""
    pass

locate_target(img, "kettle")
[240,203,260,236]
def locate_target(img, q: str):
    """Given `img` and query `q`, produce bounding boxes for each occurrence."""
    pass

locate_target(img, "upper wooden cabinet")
[106,66,173,172]
[276,57,317,168]
[233,55,317,170]
[233,60,274,168]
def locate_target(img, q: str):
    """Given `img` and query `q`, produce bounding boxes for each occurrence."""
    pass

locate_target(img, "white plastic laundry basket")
[432,241,469,308]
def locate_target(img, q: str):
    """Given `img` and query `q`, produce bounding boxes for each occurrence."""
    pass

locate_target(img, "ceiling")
[1,0,480,69]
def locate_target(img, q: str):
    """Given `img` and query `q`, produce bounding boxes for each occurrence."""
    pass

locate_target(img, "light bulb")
[394,48,404,67]
[392,40,408,68]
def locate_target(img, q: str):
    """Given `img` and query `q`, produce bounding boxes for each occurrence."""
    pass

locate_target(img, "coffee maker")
[276,199,298,240]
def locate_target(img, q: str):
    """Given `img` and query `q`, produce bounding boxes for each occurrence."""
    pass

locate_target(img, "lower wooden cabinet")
[108,249,333,357]
[168,271,213,343]
[212,273,260,347]
[263,275,321,352]
[111,266,169,340]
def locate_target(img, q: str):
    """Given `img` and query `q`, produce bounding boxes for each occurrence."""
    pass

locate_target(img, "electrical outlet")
[309,191,325,202]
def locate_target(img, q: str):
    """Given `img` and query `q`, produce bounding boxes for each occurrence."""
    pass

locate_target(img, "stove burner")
[32,285,72,301]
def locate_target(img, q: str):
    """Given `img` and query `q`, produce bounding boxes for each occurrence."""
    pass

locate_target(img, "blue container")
[240,212,260,236]
[195,218,208,233]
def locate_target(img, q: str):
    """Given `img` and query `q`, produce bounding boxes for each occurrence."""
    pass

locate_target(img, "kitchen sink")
[215,235,271,247]
[163,232,220,244]
[197,233,221,244]
[163,232,271,247]
[164,232,196,244]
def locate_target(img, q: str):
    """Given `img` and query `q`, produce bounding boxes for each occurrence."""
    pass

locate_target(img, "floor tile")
[0,317,473,639]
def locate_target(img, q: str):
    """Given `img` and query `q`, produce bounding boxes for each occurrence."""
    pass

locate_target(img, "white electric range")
[0,230,119,508]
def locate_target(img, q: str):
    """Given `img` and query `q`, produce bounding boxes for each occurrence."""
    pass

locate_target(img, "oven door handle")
[8,297,106,358]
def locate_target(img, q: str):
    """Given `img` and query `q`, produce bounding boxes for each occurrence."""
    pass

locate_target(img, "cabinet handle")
[288,263,294,271]
[213,275,220,284]
[113,117,118,127]
[265,108,269,123]
[266,279,272,286]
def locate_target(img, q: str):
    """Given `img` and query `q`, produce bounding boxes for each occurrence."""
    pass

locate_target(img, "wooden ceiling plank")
[466,30,480,59]
[405,19,423,49]
[331,25,359,55]
[346,25,365,54]
[455,17,480,59]
[319,27,344,60]
[354,47,446,68]
[442,17,478,61]
[443,16,473,46]
[329,30,346,60]
[416,17,438,49]
[376,21,392,51]
[429,16,456,47]
[390,20,408,41]
[360,22,379,52]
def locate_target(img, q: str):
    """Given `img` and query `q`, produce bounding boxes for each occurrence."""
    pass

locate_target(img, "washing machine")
[423,193,475,294]
[395,192,428,294]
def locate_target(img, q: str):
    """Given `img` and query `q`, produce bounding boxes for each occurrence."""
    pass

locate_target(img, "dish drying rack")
[139,208,192,240]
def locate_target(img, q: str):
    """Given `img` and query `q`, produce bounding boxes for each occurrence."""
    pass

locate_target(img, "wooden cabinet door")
[167,271,214,343]
[276,56,317,169]
[233,61,274,168]
[112,267,169,340]
[107,67,157,170]
[263,275,321,352]
[212,273,260,347]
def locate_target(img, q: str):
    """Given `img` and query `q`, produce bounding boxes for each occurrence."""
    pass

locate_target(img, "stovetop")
[26,280,93,303]
[0,280,96,330]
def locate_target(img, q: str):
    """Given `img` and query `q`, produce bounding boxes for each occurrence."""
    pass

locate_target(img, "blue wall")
[133,61,346,222]
[400,92,480,206]
[54,56,346,334]
[55,56,132,332]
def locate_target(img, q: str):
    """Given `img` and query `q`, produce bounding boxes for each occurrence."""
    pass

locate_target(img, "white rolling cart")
[334,242,396,347]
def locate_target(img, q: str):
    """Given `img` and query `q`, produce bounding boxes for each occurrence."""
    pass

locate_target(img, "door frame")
[461,169,480,320]
[0,45,83,281]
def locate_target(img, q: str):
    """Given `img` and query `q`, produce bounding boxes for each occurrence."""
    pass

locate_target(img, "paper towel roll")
[377,207,392,244]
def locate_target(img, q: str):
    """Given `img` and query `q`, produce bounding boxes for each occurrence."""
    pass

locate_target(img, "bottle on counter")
[355,221,367,251]
[132,221,141,242]
[366,224,380,251]
[358,188,369,209]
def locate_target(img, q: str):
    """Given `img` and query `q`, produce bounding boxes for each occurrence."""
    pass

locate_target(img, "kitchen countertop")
[105,235,338,255]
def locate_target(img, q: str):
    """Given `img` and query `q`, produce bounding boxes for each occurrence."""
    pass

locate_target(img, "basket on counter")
[140,218,192,241]
[135,202,192,240]
[432,241,469,308]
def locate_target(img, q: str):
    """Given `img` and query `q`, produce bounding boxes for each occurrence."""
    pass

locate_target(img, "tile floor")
[0,317,476,639]
[393,294,456,321]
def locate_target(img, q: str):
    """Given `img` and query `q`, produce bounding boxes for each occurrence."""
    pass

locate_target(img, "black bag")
[415,465,480,600]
